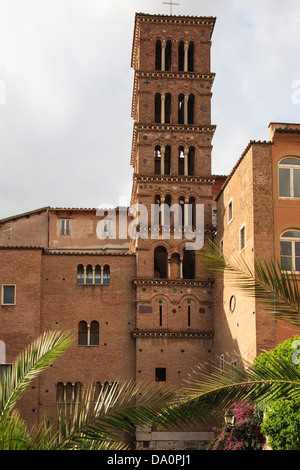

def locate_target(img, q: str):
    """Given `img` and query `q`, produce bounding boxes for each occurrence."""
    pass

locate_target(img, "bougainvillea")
[207,401,265,450]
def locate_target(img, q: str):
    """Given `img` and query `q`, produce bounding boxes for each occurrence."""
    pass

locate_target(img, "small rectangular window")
[230,360,237,377]
[60,219,70,236]
[212,208,217,227]
[159,305,162,326]
[155,367,166,382]
[228,200,233,224]
[240,224,246,251]
[279,168,291,197]
[103,220,113,237]
[294,169,300,198]
[220,239,223,256]
[2,285,16,305]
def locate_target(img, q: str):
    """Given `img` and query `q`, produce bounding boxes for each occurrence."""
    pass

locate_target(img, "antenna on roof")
[162,1,180,15]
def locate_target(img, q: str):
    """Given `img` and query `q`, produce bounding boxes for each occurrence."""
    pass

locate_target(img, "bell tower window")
[155,40,162,70]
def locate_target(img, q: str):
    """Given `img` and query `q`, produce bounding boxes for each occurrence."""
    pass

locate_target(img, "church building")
[0,11,299,450]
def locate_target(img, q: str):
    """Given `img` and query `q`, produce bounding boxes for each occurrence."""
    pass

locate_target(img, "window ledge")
[279,197,300,200]
[76,283,110,286]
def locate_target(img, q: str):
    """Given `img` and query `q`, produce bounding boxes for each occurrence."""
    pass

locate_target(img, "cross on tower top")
[162,1,180,15]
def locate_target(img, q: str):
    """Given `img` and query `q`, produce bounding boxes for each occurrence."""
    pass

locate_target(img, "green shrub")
[254,336,300,450]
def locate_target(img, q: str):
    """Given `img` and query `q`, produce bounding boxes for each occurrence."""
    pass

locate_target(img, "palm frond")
[183,354,300,414]
[0,330,73,421]
[199,241,300,326]
[44,379,216,450]
[0,409,32,450]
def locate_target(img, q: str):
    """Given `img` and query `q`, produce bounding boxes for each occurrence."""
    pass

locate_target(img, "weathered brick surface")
[214,142,277,367]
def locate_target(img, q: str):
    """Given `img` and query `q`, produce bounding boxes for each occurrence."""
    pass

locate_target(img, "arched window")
[154,246,168,278]
[164,194,173,228]
[279,157,300,198]
[178,41,184,71]
[165,194,172,207]
[178,146,185,175]
[86,265,93,284]
[78,321,88,345]
[165,40,172,71]
[154,194,161,205]
[188,41,194,71]
[103,265,110,285]
[90,321,99,345]
[154,299,167,327]
[65,382,73,403]
[165,93,171,123]
[280,230,300,272]
[154,145,161,174]
[94,381,102,402]
[74,382,81,402]
[102,381,111,397]
[177,146,195,175]
[178,94,184,124]
[95,265,101,284]
[56,382,81,404]
[179,196,185,227]
[154,194,162,226]
[188,146,195,175]
[164,145,171,175]
[77,265,84,284]
[188,196,196,228]
[56,382,64,403]
[188,94,194,124]
[155,40,162,70]
[155,93,161,123]
[183,249,196,279]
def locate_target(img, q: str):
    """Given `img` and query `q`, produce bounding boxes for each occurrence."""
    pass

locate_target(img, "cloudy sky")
[0,0,300,219]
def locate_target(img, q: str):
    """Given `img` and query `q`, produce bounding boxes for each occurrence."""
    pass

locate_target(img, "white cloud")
[0,0,300,217]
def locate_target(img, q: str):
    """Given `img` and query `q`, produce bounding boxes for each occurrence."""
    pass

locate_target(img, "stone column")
[184,94,188,125]
[161,40,166,71]
[161,93,165,123]
[184,42,189,72]
[161,145,165,175]
[161,195,165,227]
[184,147,188,176]
[184,197,189,228]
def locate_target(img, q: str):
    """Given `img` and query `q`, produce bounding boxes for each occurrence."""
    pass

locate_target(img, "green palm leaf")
[183,354,300,415]
[199,241,300,326]
[40,379,216,450]
[0,330,73,421]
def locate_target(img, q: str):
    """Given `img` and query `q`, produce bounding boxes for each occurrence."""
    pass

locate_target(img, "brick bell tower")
[130,11,216,449]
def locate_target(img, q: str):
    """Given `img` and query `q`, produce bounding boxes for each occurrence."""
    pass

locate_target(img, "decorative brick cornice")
[134,173,214,184]
[130,124,216,166]
[132,329,213,339]
[130,173,214,203]
[45,249,134,256]
[133,278,214,288]
[131,71,215,117]
[131,13,216,69]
